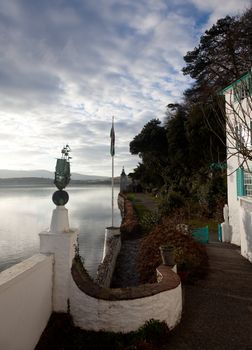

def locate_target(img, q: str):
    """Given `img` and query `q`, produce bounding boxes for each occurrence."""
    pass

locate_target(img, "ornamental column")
[39,145,78,312]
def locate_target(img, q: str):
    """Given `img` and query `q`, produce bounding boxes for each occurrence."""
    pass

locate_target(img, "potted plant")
[159,244,176,266]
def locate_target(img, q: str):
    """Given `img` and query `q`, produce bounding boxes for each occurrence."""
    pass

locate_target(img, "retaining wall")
[71,258,182,333]
[96,234,121,287]
[0,254,53,350]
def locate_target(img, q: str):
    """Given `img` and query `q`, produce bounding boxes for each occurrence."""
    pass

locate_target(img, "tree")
[183,11,252,103]
[129,119,169,189]
[208,73,252,171]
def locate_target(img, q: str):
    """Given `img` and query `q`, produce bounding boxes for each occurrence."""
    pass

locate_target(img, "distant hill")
[0,169,110,182]
[0,169,121,187]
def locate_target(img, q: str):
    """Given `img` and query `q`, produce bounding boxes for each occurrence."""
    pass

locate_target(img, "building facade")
[223,68,252,261]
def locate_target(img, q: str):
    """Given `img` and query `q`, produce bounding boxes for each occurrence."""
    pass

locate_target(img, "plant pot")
[159,246,175,266]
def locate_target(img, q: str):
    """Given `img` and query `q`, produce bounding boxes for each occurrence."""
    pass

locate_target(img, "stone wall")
[96,234,121,287]
[0,254,53,350]
[119,193,141,240]
[117,193,125,217]
[70,258,182,333]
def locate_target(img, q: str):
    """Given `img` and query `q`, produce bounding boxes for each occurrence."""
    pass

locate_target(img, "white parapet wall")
[239,197,252,262]
[0,254,53,350]
[71,260,182,332]
[39,205,78,313]
[96,227,121,287]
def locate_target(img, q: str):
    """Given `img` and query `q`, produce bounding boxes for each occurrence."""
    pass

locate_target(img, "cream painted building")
[222,68,252,261]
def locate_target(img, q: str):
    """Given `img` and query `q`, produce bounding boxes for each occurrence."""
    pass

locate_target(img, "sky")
[0,0,251,176]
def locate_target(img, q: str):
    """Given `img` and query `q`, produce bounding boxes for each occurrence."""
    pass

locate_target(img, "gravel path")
[111,237,143,288]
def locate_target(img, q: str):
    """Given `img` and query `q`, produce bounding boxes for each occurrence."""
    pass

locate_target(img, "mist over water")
[0,185,121,277]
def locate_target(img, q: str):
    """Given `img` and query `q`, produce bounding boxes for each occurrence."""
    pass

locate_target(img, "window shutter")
[250,120,252,146]
[236,167,245,196]
[248,75,252,95]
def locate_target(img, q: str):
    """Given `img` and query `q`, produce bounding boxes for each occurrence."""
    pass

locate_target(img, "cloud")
[189,0,251,28]
[0,0,249,175]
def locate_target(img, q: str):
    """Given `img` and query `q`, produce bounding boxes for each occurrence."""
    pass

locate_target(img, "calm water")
[0,185,121,277]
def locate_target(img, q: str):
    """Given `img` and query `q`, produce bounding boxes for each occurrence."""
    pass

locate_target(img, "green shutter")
[250,120,252,146]
[248,75,252,95]
[236,167,245,196]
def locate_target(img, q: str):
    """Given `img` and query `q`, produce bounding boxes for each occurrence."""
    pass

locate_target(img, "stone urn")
[159,245,176,266]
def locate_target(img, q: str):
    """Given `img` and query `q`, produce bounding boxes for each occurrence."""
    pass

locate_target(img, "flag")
[110,119,115,156]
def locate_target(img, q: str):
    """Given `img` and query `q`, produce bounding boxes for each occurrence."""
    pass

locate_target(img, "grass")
[126,193,151,221]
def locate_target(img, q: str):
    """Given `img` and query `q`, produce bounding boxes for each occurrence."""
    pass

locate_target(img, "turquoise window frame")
[236,167,245,197]
[233,74,252,103]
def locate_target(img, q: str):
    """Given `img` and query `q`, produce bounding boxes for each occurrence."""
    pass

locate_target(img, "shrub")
[158,191,185,216]
[137,219,208,284]
[140,211,161,233]
[36,313,170,350]
[120,199,141,239]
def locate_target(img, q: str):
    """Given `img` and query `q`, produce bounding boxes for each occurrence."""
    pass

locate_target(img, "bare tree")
[202,71,252,175]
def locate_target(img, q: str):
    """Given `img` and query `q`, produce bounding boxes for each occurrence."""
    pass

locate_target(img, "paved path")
[162,242,252,350]
[133,193,159,212]
[111,238,142,288]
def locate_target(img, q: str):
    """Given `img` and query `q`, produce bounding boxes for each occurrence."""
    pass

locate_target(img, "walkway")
[163,242,252,350]
[111,237,142,288]
[133,192,159,212]
[115,194,252,348]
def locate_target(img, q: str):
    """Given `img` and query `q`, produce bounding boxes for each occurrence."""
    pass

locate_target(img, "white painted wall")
[40,205,78,312]
[96,232,121,287]
[0,254,53,350]
[71,268,182,332]
[239,197,252,261]
[224,88,252,246]
[226,149,241,245]
[40,229,77,312]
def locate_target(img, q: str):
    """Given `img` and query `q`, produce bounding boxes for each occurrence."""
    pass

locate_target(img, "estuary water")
[0,185,121,277]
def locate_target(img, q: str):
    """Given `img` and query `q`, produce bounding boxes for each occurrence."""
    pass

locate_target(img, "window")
[233,74,252,102]
[236,167,252,197]
[244,171,252,196]
[235,122,252,148]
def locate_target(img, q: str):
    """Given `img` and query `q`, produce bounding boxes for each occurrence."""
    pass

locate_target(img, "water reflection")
[0,185,121,276]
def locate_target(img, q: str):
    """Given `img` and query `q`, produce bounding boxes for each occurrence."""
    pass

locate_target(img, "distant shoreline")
[0,177,120,188]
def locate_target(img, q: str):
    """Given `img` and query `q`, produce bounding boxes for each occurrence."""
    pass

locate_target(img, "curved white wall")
[70,264,182,333]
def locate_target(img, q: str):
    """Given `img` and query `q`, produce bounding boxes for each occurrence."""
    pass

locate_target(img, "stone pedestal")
[221,204,232,243]
[102,226,120,261]
[39,205,78,312]
[221,223,232,243]
[50,206,70,233]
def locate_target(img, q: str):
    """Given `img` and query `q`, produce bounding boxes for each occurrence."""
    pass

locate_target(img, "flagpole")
[111,116,115,227]
[112,146,114,227]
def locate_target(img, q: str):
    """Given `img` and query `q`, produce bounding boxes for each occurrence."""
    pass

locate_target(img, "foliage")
[129,119,169,189]
[158,191,185,216]
[120,199,141,239]
[137,218,208,284]
[36,313,170,350]
[129,8,252,215]
[183,12,252,102]
[140,211,161,233]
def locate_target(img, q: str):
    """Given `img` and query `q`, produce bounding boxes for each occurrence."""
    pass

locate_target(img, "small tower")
[120,166,128,193]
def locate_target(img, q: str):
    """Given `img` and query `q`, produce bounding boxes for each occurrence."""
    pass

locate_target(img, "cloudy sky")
[0,0,250,176]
